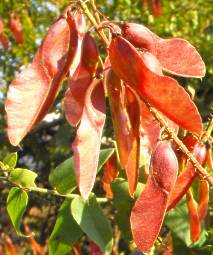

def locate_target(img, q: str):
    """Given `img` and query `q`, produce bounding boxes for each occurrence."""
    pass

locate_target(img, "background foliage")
[0,0,212,254]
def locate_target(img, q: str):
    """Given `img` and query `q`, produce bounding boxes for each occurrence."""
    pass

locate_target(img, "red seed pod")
[109,36,203,135]
[9,14,24,44]
[206,147,213,171]
[130,141,178,253]
[122,23,156,51]
[121,23,205,78]
[64,33,99,126]
[0,19,9,51]
[167,143,207,210]
[6,12,83,146]
[198,178,209,220]
[106,69,140,196]
[72,80,106,199]
[187,190,201,242]
[102,152,118,199]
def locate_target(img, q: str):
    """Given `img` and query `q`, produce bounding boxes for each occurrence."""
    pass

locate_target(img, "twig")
[28,186,108,203]
[201,113,213,142]
[89,0,101,24]
[78,0,109,48]
[143,100,213,186]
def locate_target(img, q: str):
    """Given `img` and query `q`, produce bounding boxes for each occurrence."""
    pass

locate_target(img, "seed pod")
[6,12,84,146]
[167,143,207,210]
[109,36,202,135]
[121,23,205,78]
[130,141,178,252]
[9,14,24,44]
[198,178,209,221]
[64,33,99,126]
[187,190,201,242]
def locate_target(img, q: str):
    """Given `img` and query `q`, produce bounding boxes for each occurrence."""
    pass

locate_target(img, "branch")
[143,100,213,186]
[78,0,109,48]
[0,171,108,203]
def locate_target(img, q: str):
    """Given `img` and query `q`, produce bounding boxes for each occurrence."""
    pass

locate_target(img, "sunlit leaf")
[3,152,17,168]
[7,187,29,237]
[9,168,37,188]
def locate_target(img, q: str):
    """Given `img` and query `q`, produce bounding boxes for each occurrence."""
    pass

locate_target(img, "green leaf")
[111,178,144,240]
[3,152,18,168]
[49,157,76,195]
[165,198,207,247]
[9,168,37,188]
[71,194,113,253]
[49,148,114,195]
[97,148,115,170]
[7,187,29,237]
[48,199,83,255]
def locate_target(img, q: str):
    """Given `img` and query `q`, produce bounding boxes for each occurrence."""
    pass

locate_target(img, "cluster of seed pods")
[4,5,211,253]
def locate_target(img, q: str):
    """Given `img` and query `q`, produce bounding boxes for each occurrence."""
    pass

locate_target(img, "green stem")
[202,113,213,142]
[28,186,108,203]
[78,0,109,48]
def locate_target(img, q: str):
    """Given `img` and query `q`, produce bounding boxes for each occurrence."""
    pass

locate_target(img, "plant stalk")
[144,100,213,185]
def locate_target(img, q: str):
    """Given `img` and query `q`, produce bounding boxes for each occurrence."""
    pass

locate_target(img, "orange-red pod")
[109,36,202,135]
[106,70,140,195]
[6,12,84,146]
[167,143,207,210]
[151,0,162,17]
[9,14,24,44]
[72,80,106,199]
[206,147,213,171]
[125,87,140,196]
[106,69,131,168]
[187,190,201,242]
[0,19,9,51]
[198,178,209,220]
[130,141,178,253]
[102,152,118,199]
[121,23,205,78]
[64,33,99,126]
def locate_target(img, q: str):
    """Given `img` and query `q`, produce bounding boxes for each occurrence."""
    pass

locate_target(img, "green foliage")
[111,178,144,240]
[49,148,114,194]
[3,152,17,168]
[6,187,29,237]
[48,199,83,255]
[8,168,37,188]
[71,194,113,253]
[165,198,207,247]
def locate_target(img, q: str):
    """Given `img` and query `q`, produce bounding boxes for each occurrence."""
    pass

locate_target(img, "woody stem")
[144,100,213,186]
